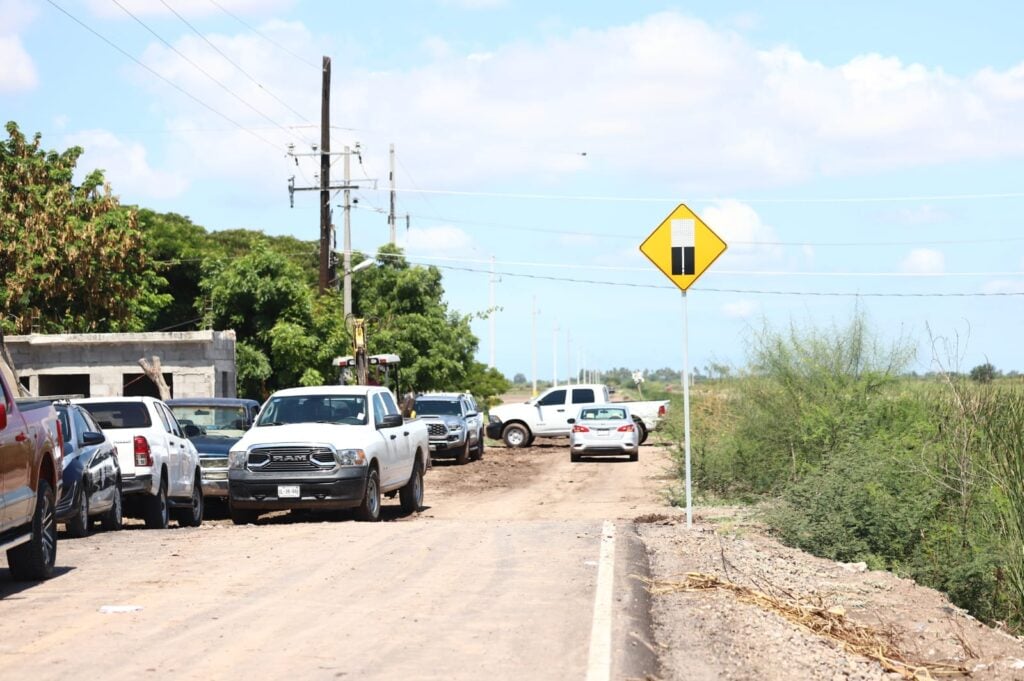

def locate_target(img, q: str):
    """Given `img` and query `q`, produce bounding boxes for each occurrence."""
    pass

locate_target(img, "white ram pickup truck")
[73,397,204,529]
[485,383,668,448]
[226,385,429,524]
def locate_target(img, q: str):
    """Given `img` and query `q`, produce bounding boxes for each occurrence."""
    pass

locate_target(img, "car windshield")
[414,399,461,417]
[579,407,628,421]
[257,395,367,426]
[170,405,249,438]
[80,402,152,429]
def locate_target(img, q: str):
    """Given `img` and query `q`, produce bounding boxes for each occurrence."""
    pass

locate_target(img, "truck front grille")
[248,446,336,472]
[427,423,447,437]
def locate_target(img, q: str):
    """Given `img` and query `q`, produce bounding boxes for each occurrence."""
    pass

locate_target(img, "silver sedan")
[568,405,639,462]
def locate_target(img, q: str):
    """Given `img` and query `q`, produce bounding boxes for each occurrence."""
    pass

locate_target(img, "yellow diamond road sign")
[639,203,727,292]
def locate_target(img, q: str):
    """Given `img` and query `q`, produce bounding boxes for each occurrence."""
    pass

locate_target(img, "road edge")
[613,521,662,680]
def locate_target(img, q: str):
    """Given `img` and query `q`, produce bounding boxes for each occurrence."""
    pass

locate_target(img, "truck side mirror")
[0,402,6,430]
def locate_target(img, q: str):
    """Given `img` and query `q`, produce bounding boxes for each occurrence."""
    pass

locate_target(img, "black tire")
[571,452,580,463]
[7,478,57,581]
[144,477,169,530]
[66,479,90,539]
[174,474,204,527]
[635,419,649,445]
[455,439,471,465]
[101,483,124,532]
[399,461,424,514]
[629,452,639,462]
[228,499,259,525]
[471,431,484,460]
[502,423,531,448]
[356,467,381,522]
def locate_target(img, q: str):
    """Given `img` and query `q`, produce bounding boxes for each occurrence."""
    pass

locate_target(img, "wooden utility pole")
[318,56,332,295]
[388,143,396,246]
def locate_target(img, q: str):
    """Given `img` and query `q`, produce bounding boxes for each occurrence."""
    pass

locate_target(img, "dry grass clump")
[647,572,968,680]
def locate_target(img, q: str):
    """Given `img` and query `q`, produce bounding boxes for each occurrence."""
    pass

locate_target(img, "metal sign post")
[639,203,727,531]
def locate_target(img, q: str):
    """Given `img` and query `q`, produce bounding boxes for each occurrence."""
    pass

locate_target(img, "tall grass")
[665,312,1024,630]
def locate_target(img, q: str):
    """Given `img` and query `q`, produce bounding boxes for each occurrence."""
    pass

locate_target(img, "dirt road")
[0,441,669,681]
[5,439,1024,680]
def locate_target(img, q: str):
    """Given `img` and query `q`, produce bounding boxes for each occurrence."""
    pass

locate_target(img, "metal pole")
[388,143,396,246]
[531,296,538,396]
[681,290,692,529]
[342,145,352,317]
[318,56,331,294]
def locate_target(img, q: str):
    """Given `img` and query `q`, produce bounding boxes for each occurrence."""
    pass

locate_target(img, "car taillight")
[572,425,589,433]
[134,436,153,466]
[657,404,666,416]
[617,424,635,432]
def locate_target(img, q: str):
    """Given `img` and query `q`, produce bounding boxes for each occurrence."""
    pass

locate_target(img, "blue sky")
[4,0,1024,381]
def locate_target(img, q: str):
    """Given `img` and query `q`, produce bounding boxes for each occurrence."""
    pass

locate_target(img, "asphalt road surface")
[0,441,671,680]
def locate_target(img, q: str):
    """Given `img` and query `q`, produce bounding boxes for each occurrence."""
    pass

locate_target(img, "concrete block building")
[5,330,237,399]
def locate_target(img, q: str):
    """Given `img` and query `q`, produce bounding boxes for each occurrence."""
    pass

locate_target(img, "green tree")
[969,362,998,383]
[0,122,169,332]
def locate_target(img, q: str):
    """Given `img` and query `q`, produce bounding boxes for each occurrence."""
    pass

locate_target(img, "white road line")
[586,520,616,681]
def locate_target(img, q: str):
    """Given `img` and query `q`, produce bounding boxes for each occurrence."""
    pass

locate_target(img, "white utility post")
[681,291,692,529]
[531,296,538,396]
[388,143,396,246]
[342,145,352,318]
[489,256,496,369]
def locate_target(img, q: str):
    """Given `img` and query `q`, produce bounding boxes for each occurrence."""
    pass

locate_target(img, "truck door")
[534,389,568,434]
[372,392,401,487]
[155,403,188,497]
[0,382,32,529]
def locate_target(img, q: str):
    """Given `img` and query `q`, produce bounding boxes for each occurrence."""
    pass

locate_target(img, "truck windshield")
[257,395,367,426]
[170,405,249,438]
[414,399,461,417]
[80,402,152,430]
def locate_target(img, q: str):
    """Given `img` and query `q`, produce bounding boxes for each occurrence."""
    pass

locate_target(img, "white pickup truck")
[226,385,430,524]
[73,397,204,529]
[485,383,668,448]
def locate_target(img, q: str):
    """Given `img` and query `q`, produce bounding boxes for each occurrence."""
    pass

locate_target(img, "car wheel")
[571,452,580,463]
[175,474,204,527]
[101,483,124,532]
[7,479,57,581]
[399,461,424,514]
[472,431,484,460]
[66,479,90,538]
[228,499,259,525]
[356,468,381,522]
[629,452,639,462]
[635,419,648,445]
[456,439,471,465]
[502,423,531,448]
[144,477,169,530]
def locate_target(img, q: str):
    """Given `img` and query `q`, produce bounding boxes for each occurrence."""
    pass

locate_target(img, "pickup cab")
[227,385,430,523]
[485,383,668,448]
[1,372,61,580]
[73,397,204,529]
[414,392,483,464]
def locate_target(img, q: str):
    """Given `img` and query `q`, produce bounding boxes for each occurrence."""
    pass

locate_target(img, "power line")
[207,0,319,70]
[45,0,281,152]
[110,0,306,145]
[377,185,1024,205]
[159,0,315,133]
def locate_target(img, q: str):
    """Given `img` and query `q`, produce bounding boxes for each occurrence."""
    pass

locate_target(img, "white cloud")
[85,0,290,19]
[65,130,189,200]
[698,200,784,269]
[722,300,757,318]
[399,225,476,258]
[899,248,945,274]
[0,35,36,92]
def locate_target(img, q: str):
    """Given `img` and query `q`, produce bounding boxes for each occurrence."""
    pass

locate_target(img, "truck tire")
[173,473,204,528]
[502,423,531,448]
[455,439,471,465]
[7,479,57,581]
[144,477,169,530]
[356,468,381,522]
[472,431,484,460]
[634,419,649,445]
[228,499,259,525]
[399,461,424,514]
[101,483,124,532]
[66,479,90,539]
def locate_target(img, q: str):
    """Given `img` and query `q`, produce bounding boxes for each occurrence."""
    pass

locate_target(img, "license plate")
[278,485,300,499]
[596,429,610,437]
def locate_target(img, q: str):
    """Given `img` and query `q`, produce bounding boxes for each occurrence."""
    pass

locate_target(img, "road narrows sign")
[639,203,727,291]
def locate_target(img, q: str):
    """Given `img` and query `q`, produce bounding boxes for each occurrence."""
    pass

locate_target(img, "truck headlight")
[228,449,248,470]
[449,424,463,432]
[488,415,500,424]
[337,449,367,466]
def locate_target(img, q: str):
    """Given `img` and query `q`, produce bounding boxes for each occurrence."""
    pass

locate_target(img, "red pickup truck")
[0,371,62,580]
